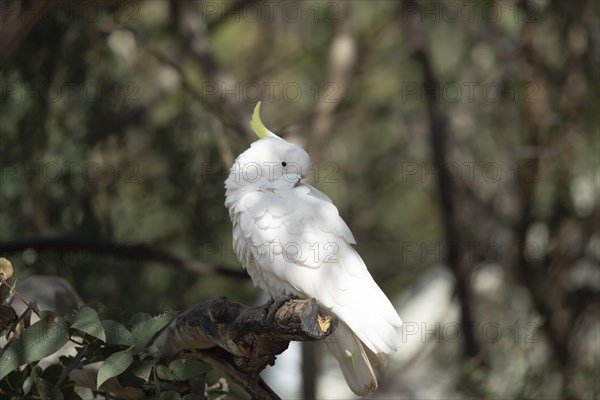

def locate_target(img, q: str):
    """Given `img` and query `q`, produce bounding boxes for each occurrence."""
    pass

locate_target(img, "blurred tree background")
[0,0,598,398]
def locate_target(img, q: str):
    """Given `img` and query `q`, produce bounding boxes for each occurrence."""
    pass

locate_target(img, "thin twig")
[0,280,41,318]
[171,0,255,141]
[307,0,357,160]
[51,344,91,394]
[181,350,282,400]
[513,1,571,393]
[205,0,257,33]
[302,3,358,396]
[147,47,247,153]
[0,238,248,279]
[400,0,479,359]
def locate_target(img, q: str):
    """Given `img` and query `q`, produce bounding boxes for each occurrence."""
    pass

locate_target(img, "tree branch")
[302,4,357,395]
[307,0,357,159]
[65,297,337,399]
[400,0,479,359]
[153,297,338,400]
[514,0,571,380]
[0,237,248,279]
[170,0,255,142]
[204,0,257,33]
[181,350,281,400]
[154,297,337,369]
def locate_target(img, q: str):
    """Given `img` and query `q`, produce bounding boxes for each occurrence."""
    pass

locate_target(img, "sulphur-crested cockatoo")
[225,102,402,396]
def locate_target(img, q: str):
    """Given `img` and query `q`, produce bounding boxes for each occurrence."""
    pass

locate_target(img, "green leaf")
[159,391,182,400]
[41,363,63,382]
[96,350,133,389]
[63,309,78,324]
[39,310,59,319]
[0,315,69,380]
[145,344,160,356]
[183,395,206,400]
[70,306,106,342]
[207,392,228,400]
[22,375,34,395]
[34,376,64,400]
[102,320,134,346]
[156,364,174,380]
[130,311,177,353]
[130,312,152,326]
[131,360,153,381]
[168,359,211,381]
[0,305,17,333]
[157,381,181,392]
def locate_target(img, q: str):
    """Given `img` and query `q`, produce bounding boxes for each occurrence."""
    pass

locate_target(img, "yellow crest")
[250,101,271,139]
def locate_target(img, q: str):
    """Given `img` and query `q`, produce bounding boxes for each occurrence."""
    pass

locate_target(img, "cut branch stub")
[154,297,337,375]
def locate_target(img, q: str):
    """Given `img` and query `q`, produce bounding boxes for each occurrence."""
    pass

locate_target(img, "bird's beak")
[294,178,302,187]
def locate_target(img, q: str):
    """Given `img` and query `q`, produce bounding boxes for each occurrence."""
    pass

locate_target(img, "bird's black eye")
[281,161,287,167]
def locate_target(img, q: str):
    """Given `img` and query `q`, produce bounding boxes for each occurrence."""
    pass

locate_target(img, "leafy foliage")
[0,280,216,399]
[0,314,69,380]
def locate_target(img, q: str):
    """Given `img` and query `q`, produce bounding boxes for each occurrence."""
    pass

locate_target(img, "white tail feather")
[326,322,377,396]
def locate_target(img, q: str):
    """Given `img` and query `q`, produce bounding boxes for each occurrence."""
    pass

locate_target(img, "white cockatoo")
[225,102,402,396]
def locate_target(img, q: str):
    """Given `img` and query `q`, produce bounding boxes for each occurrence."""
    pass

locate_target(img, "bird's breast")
[229,198,299,299]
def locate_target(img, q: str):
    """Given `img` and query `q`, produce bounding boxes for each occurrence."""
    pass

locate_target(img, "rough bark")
[154,296,338,374]
[66,297,337,400]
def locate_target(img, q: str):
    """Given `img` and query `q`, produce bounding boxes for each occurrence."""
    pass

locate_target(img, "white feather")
[225,131,402,396]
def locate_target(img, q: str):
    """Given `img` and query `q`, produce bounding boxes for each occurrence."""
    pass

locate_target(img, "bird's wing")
[236,185,402,355]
